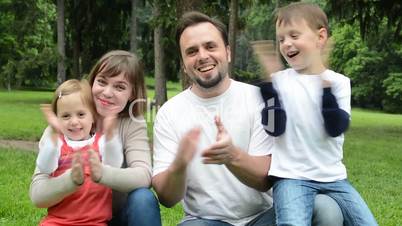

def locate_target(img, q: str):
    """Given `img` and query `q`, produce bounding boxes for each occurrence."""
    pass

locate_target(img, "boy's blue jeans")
[273,178,377,226]
[108,187,162,226]
[178,194,343,226]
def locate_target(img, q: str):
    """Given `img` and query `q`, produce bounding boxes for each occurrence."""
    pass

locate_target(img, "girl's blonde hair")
[87,50,146,117]
[51,79,97,120]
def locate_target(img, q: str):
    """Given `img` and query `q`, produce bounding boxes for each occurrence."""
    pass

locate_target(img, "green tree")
[327,0,402,112]
[57,0,66,84]
[0,0,57,89]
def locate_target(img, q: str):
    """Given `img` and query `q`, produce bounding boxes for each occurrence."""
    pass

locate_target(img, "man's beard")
[192,71,227,89]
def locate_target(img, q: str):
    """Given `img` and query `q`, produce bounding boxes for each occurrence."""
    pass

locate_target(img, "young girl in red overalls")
[34,79,123,226]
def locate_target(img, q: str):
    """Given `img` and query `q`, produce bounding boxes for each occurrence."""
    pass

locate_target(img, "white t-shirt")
[36,127,124,174]
[269,68,351,182]
[153,80,273,226]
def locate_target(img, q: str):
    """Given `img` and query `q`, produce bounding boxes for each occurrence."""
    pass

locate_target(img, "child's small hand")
[88,149,102,183]
[71,151,84,186]
[322,79,331,88]
[40,104,63,135]
[251,40,284,81]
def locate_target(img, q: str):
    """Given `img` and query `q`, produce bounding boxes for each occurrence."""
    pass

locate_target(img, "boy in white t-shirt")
[253,2,377,226]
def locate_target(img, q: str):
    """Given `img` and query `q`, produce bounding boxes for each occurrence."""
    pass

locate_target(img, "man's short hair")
[176,11,229,51]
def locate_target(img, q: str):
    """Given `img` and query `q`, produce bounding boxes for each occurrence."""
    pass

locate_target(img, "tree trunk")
[57,0,66,84]
[228,0,238,79]
[130,0,138,52]
[153,1,167,108]
[72,0,81,78]
[176,0,203,90]
[7,75,11,92]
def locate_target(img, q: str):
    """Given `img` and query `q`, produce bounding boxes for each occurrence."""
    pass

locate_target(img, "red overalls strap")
[40,133,112,226]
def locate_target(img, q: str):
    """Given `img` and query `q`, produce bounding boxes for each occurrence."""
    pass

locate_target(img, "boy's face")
[276,19,327,74]
[57,92,94,141]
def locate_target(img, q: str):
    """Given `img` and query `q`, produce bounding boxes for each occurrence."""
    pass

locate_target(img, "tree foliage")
[326,0,402,45]
[0,0,401,112]
[0,0,57,89]
[327,0,402,112]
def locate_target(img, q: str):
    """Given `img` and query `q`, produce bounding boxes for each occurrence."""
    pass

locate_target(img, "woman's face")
[92,72,133,118]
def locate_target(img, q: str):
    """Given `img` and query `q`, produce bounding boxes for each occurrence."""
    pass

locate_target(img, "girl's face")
[92,73,133,118]
[57,92,94,141]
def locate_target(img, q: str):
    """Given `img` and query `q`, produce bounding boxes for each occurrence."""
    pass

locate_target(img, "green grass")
[343,109,402,225]
[0,90,401,225]
[145,76,182,99]
[0,90,51,140]
[0,149,46,226]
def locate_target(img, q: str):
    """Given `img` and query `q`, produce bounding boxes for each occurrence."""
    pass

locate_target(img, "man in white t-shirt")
[152,11,344,226]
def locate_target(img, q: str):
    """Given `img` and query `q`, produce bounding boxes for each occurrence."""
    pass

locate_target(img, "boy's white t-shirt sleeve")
[334,75,351,115]
[324,70,351,115]
[99,133,124,167]
[36,126,60,174]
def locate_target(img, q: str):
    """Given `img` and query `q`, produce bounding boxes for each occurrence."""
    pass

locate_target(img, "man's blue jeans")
[273,178,377,226]
[178,194,343,226]
[178,208,276,226]
[109,188,162,226]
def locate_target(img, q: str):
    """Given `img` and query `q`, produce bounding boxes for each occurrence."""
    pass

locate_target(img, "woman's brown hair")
[87,50,146,118]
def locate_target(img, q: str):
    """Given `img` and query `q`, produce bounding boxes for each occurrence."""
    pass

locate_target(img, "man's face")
[179,22,231,90]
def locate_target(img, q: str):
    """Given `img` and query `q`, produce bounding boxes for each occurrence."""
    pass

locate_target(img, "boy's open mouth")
[287,51,299,58]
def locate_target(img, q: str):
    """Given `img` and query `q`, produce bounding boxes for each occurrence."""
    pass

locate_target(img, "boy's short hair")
[275,2,330,35]
[175,11,228,54]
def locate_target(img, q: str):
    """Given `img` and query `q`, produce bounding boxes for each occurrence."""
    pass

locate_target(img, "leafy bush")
[330,23,402,112]
[382,73,402,113]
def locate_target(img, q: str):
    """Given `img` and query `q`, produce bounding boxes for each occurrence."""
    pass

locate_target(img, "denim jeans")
[313,194,343,226]
[177,194,342,226]
[273,178,377,226]
[178,208,276,226]
[108,187,162,226]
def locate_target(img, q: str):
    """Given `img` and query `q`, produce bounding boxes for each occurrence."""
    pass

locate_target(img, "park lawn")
[0,90,51,140]
[342,109,402,225]
[0,88,401,225]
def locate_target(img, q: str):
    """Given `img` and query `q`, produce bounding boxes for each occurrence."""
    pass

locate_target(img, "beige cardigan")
[29,116,152,214]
